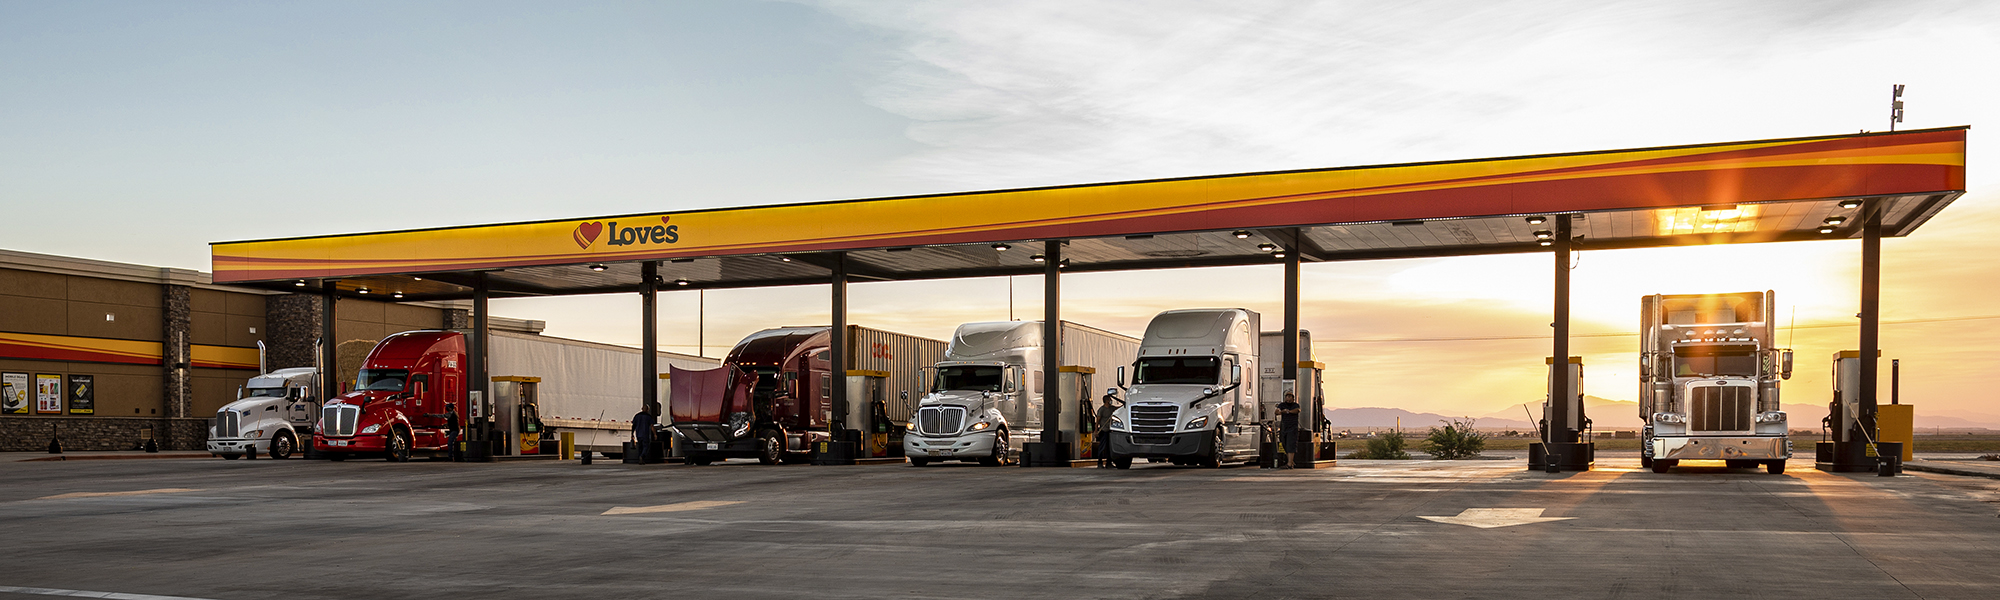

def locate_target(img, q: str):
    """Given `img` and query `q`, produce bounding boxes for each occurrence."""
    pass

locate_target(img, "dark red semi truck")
[669,326,943,465]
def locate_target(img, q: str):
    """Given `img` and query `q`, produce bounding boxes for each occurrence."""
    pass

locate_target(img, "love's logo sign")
[574,222,605,249]
[574,217,681,250]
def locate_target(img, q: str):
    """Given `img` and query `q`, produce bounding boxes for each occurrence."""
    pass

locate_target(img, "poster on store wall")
[1,372,27,414]
[67,374,94,415]
[35,374,62,414]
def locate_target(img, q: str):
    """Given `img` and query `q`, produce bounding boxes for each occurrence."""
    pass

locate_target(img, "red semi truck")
[313,331,466,461]
[669,325,943,465]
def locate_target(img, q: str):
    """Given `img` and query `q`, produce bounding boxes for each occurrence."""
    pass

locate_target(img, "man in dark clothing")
[1095,391,1120,467]
[1277,392,1301,469]
[632,403,659,463]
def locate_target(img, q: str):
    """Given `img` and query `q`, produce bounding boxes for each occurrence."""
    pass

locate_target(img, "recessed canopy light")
[1233,230,1251,239]
[1256,243,1277,252]
[411,277,422,281]
[1058,258,1071,268]
[780,256,792,262]
[1818,226,1836,234]
[675,278,690,286]
[1272,251,1287,258]
[991,243,1011,251]
[1030,254,1046,263]
[1838,199,1865,209]
[588,264,607,272]
[392,292,404,299]
[1538,240,1553,247]
[294,280,306,287]
[357,288,370,294]
[1533,230,1553,240]
[1525,216,1547,225]
[1823,216,1847,226]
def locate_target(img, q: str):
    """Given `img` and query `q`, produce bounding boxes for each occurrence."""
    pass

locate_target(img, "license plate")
[706,443,719,450]
[927,449,944,456]
[331,440,347,447]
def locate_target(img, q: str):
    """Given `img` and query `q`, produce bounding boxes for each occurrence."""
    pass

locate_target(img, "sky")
[3,1,1997,424]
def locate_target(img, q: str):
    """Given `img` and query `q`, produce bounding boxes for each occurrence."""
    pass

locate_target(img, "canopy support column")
[641,262,659,415]
[1534,215,1591,472]
[816,252,857,465]
[1025,240,1070,466]
[470,272,492,461]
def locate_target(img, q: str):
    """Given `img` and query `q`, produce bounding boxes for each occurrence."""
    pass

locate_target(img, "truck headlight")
[968,421,992,432]
[1653,413,1685,424]
[1110,418,1123,431]
[1754,411,1787,424]
[1184,416,1209,430]
[247,430,263,439]
[360,424,382,434]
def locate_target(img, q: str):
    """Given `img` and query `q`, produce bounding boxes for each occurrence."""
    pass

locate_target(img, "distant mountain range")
[1327,397,2000,431]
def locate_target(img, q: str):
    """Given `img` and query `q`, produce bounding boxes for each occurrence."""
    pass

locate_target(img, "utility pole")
[1889,84,1905,131]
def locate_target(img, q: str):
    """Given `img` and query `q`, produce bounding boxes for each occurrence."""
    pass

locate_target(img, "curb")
[18,453,212,463]
[1904,461,2000,480]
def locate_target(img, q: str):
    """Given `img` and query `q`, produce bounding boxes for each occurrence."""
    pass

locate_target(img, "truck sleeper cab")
[313,331,466,462]
[208,366,319,459]
[1639,292,1793,474]
[1106,309,1263,469]
[671,327,835,466]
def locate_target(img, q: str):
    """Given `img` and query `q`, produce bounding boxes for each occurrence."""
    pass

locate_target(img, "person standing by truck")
[1095,391,1119,467]
[1276,392,1301,469]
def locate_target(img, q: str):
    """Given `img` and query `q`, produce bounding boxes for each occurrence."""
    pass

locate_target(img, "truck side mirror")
[236,385,244,400]
[1230,364,1242,385]
[1116,366,1126,387]
[1781,350,1794,380]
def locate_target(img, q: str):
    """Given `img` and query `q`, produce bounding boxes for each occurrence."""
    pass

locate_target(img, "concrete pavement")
[2,456,1997,599]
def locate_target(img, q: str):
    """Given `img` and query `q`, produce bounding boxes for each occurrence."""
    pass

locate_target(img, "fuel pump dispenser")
[1530,356,1593,472]
[1818,350,1885,473]
[868,394,893,458]
[491,376,542,455]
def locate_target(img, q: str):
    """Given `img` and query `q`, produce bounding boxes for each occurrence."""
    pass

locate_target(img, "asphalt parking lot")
[4,455,1998,600]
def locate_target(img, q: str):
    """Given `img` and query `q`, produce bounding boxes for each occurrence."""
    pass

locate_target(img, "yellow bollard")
[559,431,575,460]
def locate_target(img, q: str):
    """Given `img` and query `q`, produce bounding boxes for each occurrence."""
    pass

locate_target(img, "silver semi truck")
[904,320,1139,466]
[1104,308,1268,469]
[208,365,321,459]
[1639,291,1794,474]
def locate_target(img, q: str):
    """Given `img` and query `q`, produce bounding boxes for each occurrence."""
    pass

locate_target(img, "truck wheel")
[1640,456,1653,469]
[980,429,1009,466]
[221,453,240,460]
[386,430,411,463]
[1650,459,1676,473]
[757,431,783,465]
[1112,455,1132,470]
[1200,430,1224,468]
[1767,460,1786,475]
[909,457,930,467]
[269,432,296,460]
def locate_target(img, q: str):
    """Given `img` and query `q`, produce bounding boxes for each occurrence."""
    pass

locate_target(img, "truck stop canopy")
[211,127,1966,299]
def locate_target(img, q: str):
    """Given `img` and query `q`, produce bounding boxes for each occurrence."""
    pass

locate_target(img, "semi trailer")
[1104,308,1276,469]
[207,364,319,459]
[313,329,715,461]
[1639,291,1794,474]
[669,325,944,465]
[903,320,1139,466]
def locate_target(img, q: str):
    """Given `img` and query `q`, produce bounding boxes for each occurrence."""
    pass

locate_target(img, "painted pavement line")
[0,585,221,600]
[34,489,200,500]
[602,500,745,515]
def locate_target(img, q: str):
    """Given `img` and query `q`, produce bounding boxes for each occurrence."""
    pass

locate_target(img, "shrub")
[1350,430,1411,459]
[1422,418,1486,460]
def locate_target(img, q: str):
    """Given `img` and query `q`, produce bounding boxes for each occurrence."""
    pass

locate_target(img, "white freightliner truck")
[903,321,1139,466]
[207,363,321,460]
[1639,291,1794,474]
[1104,308,1269,469]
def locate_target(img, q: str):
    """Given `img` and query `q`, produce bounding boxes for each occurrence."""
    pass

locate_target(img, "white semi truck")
[903,321,1139,466]
[1104,308,1270,469]
[1639,291,1794,474]
[207,365,321,459]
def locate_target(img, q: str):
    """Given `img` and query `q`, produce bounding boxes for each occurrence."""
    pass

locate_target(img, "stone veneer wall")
[265,293,322,371]
[161,284,192,448]
[0,416,207,452]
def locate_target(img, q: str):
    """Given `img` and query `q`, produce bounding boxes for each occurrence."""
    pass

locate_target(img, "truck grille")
[1129,404,1180,434]
[214,411,240,439]
[916,406,965,436]
[1132,434,1175,445]
[322,405,359,437]
[1690,385,1752,432]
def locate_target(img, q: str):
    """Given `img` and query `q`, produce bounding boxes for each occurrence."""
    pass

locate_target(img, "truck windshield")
[1133,357,1220,385]
[356,369,409,392]
[751,368,780,399]
[1674,347,1757,377]
[934,366,1003,392]
[244,388,286,398]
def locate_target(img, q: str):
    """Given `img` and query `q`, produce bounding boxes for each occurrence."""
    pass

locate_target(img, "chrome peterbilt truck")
[207,365,320,459]
[903,320,1138,466]
[1104,308,1265,469]
[1639,291,1794,474]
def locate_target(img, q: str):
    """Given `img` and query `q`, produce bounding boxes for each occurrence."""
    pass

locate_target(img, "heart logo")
[660,216,672,225]
[574,222,604,249]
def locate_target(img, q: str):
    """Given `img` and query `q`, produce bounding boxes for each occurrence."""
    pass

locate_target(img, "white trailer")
[904,321,1139,465]
[486,329,718,456]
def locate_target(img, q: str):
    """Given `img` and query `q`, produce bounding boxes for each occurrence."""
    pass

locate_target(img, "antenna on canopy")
[1889,85,1905,131]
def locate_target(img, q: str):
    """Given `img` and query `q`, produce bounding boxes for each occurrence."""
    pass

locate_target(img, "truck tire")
[757,430,783,465]
[979,429,1009,467]
[269,432,296,460]
[1640,456,1653,469]
[1199,430,1224,468]
[1650,459,1676,473]
[386,430,411,463]
[1767,460,1786,474]
[909,457,930,467]
[1112,455,1132,470]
